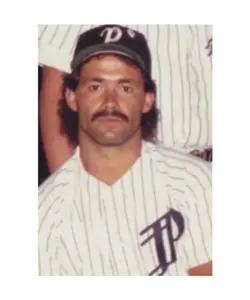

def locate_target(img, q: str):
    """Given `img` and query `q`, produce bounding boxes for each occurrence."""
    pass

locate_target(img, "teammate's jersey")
[38,141,212,276]
[38,24,212,150]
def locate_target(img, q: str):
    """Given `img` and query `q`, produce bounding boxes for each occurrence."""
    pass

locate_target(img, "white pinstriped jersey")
[38,24,212,150]
[38,141,212,276]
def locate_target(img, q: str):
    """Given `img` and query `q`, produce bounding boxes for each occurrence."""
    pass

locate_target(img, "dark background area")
[38,67,49,186]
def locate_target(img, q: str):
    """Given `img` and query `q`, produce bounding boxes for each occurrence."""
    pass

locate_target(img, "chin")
[93,133,131,147]
[95,138,127,147]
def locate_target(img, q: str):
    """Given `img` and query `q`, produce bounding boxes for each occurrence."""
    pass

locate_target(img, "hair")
[58,54,160,147]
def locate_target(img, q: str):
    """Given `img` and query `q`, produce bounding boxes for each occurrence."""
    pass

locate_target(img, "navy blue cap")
[71,25,152,76]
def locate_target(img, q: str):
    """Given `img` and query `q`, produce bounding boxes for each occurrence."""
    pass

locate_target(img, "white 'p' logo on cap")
[100,26,123,43]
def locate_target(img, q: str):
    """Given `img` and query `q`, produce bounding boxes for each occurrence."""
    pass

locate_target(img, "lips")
[97,116,123,122]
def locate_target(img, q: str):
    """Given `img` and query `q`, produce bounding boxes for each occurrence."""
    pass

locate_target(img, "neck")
[79,132,143,185]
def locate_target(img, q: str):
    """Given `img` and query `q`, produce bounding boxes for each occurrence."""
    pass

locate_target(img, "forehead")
[79,54,144,79]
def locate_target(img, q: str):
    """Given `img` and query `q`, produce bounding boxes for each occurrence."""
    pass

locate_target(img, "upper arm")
[39,66,75,173]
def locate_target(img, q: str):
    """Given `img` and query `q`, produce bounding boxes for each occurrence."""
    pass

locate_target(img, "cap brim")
[70,43,146,73]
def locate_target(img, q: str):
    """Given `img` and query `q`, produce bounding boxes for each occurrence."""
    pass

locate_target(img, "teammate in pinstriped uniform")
[39,25,212,276]
[38,24,212,173]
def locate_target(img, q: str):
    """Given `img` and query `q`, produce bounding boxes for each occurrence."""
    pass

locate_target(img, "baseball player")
[39,24,212,174]
[38,25,212,276]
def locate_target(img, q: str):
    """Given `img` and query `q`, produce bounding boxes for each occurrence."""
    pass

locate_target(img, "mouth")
[96,116,124,122]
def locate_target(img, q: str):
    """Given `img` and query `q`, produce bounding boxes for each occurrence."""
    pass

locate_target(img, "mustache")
[91,110,129,122]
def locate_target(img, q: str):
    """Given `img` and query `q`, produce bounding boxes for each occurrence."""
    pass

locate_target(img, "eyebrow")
[81,77,140,85]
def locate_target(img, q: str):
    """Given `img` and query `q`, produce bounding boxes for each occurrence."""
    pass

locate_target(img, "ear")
[142,92,155,114]
[65,88,78,112]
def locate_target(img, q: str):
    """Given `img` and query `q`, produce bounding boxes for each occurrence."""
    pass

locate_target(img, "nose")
[102,86,118,109]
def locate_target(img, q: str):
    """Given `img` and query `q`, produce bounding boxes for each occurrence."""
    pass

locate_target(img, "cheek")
[76,94,98,116]
[126,102,144,121]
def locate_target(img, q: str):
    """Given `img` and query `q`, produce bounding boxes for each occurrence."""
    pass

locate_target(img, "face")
[66,54,154,146]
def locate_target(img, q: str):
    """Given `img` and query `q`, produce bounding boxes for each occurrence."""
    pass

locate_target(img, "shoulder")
[39,152,77,198]
[143,142,212,192]
[38,151,78,228]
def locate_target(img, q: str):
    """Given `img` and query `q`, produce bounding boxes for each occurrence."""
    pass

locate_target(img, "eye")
[122,85,133,93]
[89,83,101,91]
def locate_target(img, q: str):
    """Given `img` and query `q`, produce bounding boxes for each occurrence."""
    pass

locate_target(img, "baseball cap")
[70,25,152,77]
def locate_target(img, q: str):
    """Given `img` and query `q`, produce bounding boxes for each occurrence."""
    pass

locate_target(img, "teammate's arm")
[39,66,75,173]
[188,261,212,276]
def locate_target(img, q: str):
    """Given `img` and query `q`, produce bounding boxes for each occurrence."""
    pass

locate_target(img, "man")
[39,24,213,174]
[39,25,212,276]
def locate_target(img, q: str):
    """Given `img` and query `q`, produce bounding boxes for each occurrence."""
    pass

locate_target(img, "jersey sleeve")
[38,25,82,73]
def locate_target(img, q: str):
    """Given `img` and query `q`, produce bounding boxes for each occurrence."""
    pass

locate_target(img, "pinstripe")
[167,195,180,276]
[38,25,48,39]
[129,168,140,239]
[194,203,210,260]
[183,27,194,148]
[154,152,212,185]
[60,264,69,275]
[122,247,131,276]
[120,177,144,274]
[86,174,93,226]
[109,256,116,275]
[39,167,74,194]
[167,26,174,144]
[157,170,185,181]
[110,186,130,275]
[168,187,184,194]
[176,25,185,138]
[60,236,79,275]
[129,168,148,273]
[185,170,211,201]
[79,182,94,275]
[39,197,63,233]
[185,217,199,265]
[39,184,68,208]
[98,181,102,218]
[59,25,72,49]
[70,25,84,54]
[55,246,59,260]
[55,219,63,229]
[191,62,202,146]
[73,175,83,222]
[69,210,83,263]
[139,159,157,267]
[196,25,209,146]
[102,196,119,275]
[149,157,159,218]
[72,198,83,223]
[49,25,59,45]
[46,222,55,252]
[156,158,211,186]
[99,252,105,275]
[182,244,190,269]
[49,256,53,275]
